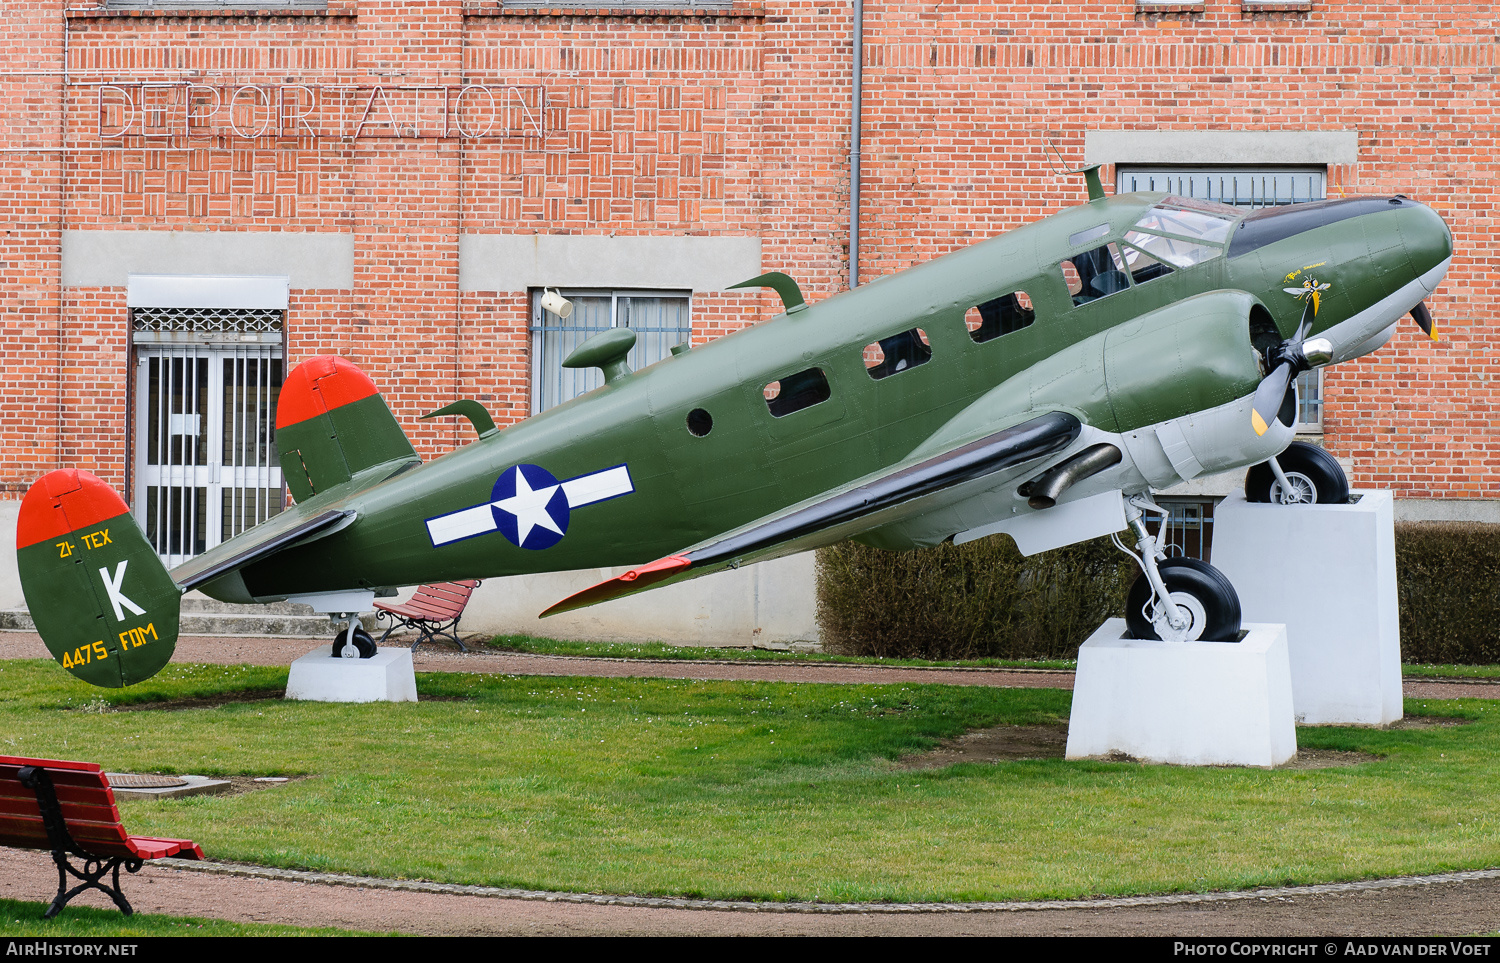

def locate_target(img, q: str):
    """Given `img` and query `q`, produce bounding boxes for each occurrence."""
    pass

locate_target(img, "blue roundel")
[490,464,570,550]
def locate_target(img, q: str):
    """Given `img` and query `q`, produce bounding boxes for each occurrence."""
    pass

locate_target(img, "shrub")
[815,535,1136,660]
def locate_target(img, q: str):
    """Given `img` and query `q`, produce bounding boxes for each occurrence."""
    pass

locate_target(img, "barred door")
[132,306,284,567]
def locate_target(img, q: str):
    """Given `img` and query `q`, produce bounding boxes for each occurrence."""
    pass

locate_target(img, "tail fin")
[16,471,182,688]
[276,356,418,502]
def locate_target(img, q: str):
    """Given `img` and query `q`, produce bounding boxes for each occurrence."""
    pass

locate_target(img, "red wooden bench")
[0,755,203,918]
[373,579,482,653]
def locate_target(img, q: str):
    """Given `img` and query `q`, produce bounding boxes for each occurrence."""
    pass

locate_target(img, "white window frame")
[1117,165,1327,433]
[529,288,691,414]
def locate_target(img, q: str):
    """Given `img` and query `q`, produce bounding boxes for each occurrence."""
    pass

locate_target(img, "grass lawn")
[484,634,1078,670]
[0,899,385,936]
[2,657,1498,904]
[484,634,1500,679]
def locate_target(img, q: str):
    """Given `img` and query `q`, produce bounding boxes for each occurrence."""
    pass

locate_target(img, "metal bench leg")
[45,852,140,918]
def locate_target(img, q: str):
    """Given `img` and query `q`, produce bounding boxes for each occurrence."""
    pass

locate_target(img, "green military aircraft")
[17,179,1451,687]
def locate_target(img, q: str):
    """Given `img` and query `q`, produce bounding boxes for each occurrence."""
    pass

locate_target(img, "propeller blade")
[1411,300,1437,341]
[1250,362,1294,437]
[1293,295,1317,341]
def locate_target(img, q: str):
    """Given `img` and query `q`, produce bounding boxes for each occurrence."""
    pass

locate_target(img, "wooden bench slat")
[0,795,118,822]
[0,755,103,773]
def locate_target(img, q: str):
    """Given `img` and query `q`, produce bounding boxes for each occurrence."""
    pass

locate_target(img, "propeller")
[1250,296,1333,437]
[1411,300,1438,341]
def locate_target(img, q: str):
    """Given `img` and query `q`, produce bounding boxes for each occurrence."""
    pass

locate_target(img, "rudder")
[275,356,418,501]
[16,470,181,688]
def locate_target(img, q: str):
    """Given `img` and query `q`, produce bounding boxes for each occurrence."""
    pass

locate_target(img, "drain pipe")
[849,0,862,289]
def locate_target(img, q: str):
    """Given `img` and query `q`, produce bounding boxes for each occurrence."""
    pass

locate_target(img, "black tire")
[1124,558,1242,643]
[1244,440,1350,505]
[331,626,378,659]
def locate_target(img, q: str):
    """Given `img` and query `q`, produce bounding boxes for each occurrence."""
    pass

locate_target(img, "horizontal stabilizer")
[276,356,418,501]
[16,470,181,688]
[542,411,1081,617]
[169,508,355,592]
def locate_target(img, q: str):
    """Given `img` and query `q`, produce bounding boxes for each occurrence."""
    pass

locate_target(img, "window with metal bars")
[530,289,691,414]
[1116,165,1326,431]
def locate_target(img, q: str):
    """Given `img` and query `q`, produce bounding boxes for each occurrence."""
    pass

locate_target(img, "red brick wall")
[2,0,1494,500]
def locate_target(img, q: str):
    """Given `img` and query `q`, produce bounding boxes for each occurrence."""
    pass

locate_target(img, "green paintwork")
[18,512,180,688]
[562,327,638,384]
[277,393,418,501]
[422,400,498,439]
[729,272,808,314]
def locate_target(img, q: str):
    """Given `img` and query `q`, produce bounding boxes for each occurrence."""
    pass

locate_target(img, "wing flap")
[542,410,1081,616]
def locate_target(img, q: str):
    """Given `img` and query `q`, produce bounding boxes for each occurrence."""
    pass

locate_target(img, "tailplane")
[16,470,182,688]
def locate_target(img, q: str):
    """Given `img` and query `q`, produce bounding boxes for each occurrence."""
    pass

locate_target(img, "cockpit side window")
[1120,244,1174,286]
[1060,243,1130,306]
[1123,230,1221,270]
[1132,200,1237,245]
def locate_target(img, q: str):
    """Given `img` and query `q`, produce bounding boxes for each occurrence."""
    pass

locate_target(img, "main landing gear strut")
[330,613,377,659]
[1117,493,1242,643]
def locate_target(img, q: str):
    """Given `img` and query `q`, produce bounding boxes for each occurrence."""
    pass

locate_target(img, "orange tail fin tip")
[17,469,133,550]
[275,355,381,430]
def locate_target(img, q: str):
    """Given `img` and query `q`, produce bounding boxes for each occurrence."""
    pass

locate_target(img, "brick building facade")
[0,0,1491,635]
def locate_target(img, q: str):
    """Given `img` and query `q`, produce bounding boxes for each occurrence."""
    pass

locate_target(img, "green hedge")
[816,521,1500,664]
[815,535,1136,660]
[1396,521,1500,665]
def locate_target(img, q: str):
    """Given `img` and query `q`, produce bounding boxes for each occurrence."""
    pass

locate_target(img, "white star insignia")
[493,470,563,546]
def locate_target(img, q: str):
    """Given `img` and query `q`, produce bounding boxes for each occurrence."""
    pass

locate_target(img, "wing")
[541,410,1081,616]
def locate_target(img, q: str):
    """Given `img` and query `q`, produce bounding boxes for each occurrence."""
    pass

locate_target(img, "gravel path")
[3,629,1497,936]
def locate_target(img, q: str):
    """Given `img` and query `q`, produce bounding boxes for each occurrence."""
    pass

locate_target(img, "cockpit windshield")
[1131,197,1239,245]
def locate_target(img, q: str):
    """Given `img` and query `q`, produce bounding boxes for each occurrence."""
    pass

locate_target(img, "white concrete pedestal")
[285,647,418,703]
[1210,490,1402,726]
[1066,619,1297,767]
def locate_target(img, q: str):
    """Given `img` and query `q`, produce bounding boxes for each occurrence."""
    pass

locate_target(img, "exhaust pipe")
[1018,443,1123,510]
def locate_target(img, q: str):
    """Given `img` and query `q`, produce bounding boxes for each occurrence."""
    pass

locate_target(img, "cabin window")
[763,367,832,418]
[862,328,931,380]
[965,291,1035,343]
[1060,243,1130,306]
[686,408,713,437]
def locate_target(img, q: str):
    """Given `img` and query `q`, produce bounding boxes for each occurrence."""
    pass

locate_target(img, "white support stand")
[1066,619,1297,767]
[285,647,418,703]
[1210,490,1402,726]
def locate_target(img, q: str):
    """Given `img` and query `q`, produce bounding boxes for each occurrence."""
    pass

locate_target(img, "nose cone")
[1401,200,1453,292]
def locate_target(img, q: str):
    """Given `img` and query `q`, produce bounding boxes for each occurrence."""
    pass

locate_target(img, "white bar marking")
[426,505,497,546]
[561,466,633,508]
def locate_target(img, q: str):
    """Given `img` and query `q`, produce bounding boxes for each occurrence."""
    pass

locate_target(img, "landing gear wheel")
[1245,441,1349,505]
[331,626,377,659]
[1125,558,1242,643]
